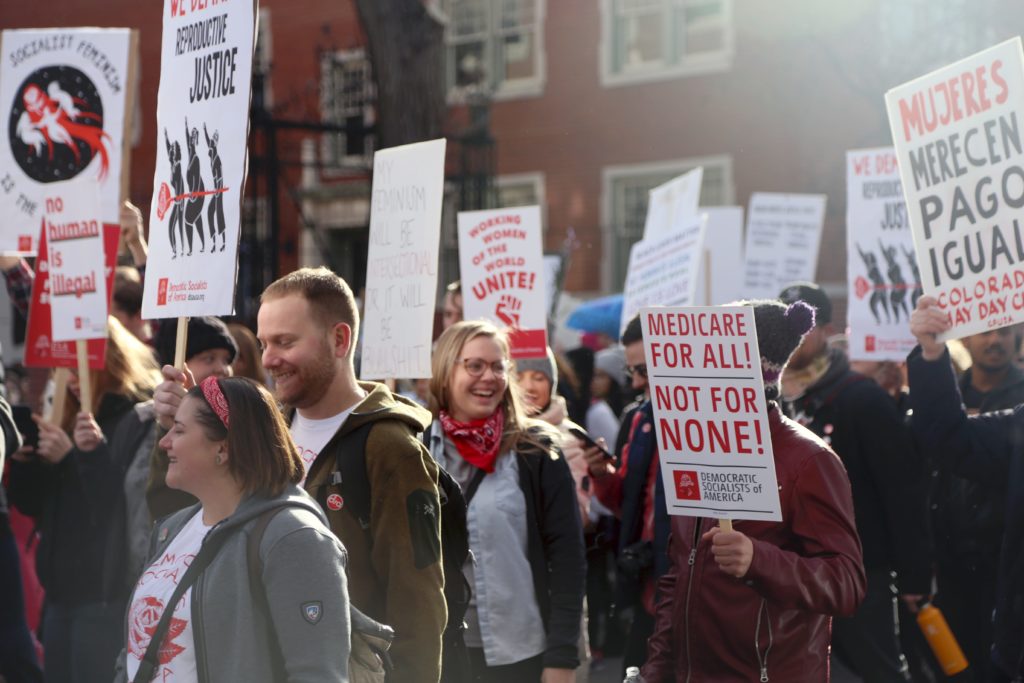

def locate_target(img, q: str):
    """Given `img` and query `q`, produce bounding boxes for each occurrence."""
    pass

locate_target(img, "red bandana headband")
[200,376,230,428]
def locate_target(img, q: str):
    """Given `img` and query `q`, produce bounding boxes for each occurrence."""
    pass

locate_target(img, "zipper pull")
[760,666,769,682]
[688,547,697,566]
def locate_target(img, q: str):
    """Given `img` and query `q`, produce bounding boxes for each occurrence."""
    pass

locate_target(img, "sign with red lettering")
[458,205,547,358]
[0,28,134,255]
[641,306,781,522]
[42,182,108,341]
[142,0,256,317]
[620,216,706,334]
[885,37,1024,339]
[741,193,827,299]
[846,147,921,359]
[360,139,446,379]
[25,221,118,369]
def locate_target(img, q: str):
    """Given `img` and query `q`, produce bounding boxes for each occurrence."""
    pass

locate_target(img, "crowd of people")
[0,204,1023,683]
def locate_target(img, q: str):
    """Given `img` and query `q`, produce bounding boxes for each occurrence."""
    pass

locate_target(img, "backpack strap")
[133,522,233,683]
[463,468,487,506]
[316,422,375,534]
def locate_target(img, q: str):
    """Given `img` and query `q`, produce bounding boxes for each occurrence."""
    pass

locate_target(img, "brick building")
[1,0,1017,343]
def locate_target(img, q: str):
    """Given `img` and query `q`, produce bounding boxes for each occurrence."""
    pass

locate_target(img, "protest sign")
[694,207,745,306]
[741,193,827,299]
[25,222,119,369]
[620,216,707,334]
[846,147,921,359]
[142,0,256,318]
[0,28,136,254]
[43,182,108,342]
[641,306,781,522]
[643,167,703,239]
[885,37,1024,340]
[459,205,547,358]
[360,138,446,379]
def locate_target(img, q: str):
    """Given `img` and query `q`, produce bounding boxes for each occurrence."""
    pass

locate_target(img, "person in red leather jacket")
[640,300,866,683]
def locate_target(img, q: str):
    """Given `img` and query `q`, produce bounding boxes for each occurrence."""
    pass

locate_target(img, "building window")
[601,156,734,291]
[320,49,375,172]
[444,0,546,100]
[600,0,733,87]
[495,172,545,219]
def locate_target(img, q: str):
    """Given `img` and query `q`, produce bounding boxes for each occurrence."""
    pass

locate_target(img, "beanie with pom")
[736,300,816,401]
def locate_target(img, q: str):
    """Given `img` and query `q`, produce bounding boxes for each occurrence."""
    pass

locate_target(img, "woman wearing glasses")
[427,321,586,682]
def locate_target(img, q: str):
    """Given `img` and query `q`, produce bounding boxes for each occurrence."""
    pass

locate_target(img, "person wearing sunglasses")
[426,321,585,682]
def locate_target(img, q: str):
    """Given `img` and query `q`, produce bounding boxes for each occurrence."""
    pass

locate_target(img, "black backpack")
[315,421,474,683]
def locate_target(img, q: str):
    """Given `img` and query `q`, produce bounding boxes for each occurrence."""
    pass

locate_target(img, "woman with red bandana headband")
[116,378,350,683]
[426,320,585,682]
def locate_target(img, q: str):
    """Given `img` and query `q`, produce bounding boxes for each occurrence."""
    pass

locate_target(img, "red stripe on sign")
[509,329,548,359]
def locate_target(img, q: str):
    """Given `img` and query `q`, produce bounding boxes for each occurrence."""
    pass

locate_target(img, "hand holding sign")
[702,526,755,578]
[909,295,950,361]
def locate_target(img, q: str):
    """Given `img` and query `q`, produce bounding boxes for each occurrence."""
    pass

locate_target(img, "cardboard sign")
[142,0,256,317]
[620,216,707,334]
[885,37,1024,340]
[459,205,547,358]
[641,306,781,522]
[846,147,922,360]
[0,28,135,254]
[643,167,703,239]
[43,183,108,341]
[694,207,745,306]
[25,222,119,368]
[741,193,827,299]
[360,138,446,379]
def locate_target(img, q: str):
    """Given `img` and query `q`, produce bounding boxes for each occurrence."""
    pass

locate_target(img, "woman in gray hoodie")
[115,376,350,683]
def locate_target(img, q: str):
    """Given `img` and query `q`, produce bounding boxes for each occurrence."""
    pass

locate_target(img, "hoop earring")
[215,455,223,465]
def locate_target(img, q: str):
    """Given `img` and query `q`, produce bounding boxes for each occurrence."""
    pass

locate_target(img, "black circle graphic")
[7,65,105,183]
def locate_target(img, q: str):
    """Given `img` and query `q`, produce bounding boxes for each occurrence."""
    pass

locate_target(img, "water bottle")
[624,666,643,683]
[916,602,969,676]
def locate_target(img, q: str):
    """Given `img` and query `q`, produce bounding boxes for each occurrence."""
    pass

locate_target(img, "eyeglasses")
[627,364,648,379]
[460,357,510,378]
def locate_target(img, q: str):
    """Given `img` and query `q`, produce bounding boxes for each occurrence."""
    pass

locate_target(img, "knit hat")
[594,346,627,385]
[515,347,558,395]
[739,300,816,401]
[153,316,238,367]
[778,281,832,325]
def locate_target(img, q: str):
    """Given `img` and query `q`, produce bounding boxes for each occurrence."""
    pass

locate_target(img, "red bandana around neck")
[439,409,505,473]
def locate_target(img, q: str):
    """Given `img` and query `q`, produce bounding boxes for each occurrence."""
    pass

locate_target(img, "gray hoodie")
[114,486,350,683]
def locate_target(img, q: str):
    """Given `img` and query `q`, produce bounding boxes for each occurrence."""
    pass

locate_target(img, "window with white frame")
[444,0,545,99]
[600,0,733,86]
[320,49,375,170]
[603,157,733,290]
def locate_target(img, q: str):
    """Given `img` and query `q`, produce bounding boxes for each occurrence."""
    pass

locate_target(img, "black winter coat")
[909,347,1024,678]
[784,349,932,594]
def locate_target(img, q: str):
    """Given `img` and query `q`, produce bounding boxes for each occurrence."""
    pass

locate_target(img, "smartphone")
[569,427,614,460]
[12,405,39,450]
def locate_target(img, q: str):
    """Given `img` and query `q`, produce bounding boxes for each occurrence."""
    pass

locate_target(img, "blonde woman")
[428,321,585,682]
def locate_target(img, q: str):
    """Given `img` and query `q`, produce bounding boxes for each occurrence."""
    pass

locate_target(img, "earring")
[215,455,223,465]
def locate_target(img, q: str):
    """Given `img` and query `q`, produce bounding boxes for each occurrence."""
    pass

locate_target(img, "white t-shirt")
[126,512,213,682]
[291,407,356,476]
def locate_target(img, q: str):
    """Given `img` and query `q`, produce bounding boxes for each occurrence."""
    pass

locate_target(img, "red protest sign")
[24,222,119,369]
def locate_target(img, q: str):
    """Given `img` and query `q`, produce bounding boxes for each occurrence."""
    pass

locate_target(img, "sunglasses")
[626,364,648,379]
[460,357,510,378]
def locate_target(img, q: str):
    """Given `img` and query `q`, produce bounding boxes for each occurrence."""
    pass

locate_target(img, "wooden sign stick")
[719,519,733,532]
[76,340,92,414]
[173,316,189,369]
[51,368,69,425]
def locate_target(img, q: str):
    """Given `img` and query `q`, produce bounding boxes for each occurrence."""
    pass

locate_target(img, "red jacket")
[641,407,865,683]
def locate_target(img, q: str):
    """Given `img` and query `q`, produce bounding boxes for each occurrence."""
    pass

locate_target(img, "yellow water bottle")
[916,602,969,676]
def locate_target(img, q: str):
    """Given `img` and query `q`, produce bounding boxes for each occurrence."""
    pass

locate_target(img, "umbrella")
[565,294,624,339]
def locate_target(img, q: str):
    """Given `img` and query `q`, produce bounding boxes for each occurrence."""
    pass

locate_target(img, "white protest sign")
[0,28,134,254]
[142,0,256,317]
[620,216,706,334]
[694,207,745,306]
[741,193,827,299]
[643,167,703,238]
[641,306,781,522]
[885,37,1024,340]
[45,181,108,342]
[846,147,921,360]
[360,138,446,379]
[459,205,547,358]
